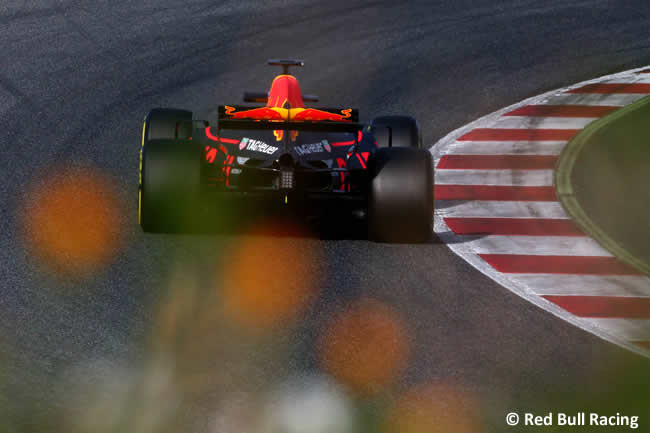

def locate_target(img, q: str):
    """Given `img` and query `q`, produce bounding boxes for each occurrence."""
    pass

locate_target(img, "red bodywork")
[225,75,353,125]
[268,75,305,109]
[203,74,363,188]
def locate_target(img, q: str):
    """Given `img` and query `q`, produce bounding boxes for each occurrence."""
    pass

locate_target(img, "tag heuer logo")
[295,140,331,155]
[239,137,278,155]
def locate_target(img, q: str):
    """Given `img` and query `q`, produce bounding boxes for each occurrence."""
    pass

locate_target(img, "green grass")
[555,95,650,276]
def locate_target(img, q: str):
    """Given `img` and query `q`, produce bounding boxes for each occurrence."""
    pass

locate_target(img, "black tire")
[144,108,193,141]
[368,147,433,243]
[370,115,421,148]
[139,139,202,233]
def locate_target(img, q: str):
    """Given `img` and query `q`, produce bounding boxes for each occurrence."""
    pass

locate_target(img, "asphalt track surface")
[1,1,650,431]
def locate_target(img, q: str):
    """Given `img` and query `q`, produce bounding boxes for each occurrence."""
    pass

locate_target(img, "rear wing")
[218,105,359,122]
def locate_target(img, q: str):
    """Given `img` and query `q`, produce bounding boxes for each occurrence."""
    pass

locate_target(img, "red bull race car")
[138,60,433,242]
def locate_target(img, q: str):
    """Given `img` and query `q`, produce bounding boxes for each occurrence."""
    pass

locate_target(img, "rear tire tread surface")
[368,147,433,243]
[144,108,193,141]
[140,108,199,233]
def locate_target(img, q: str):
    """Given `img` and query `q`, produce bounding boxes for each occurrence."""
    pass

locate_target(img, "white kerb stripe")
[435,201,568,219]
[600,76,650,85]
[540,93,648,107]
[436,169,553,186]
[440,140,566,155]
[456,235,612,256]
[489,116,597,130]
[513,274,650,297]
[585,318,650,342]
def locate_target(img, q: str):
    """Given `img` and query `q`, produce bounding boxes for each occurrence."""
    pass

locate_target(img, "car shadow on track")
[182,209,443,244]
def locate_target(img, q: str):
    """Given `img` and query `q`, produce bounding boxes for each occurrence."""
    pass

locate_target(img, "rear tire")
[368,147,433,243]
[143,108,193,141]
[370,115,421,148]
[140,139,202,233]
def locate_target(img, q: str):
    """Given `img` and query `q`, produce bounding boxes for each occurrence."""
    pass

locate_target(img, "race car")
[138,59,433,242]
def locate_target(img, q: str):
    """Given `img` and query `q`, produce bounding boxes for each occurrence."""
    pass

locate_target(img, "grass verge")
[554,96,650,276]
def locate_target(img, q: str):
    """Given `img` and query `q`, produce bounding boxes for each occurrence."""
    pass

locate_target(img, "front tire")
[368,147,433,243]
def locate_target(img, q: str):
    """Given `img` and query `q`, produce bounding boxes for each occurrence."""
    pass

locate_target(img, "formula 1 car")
[138,59,433,242]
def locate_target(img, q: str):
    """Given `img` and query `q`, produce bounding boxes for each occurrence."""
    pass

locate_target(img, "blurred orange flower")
[384,383,481,433]
[319,298,411,395]
[222,223,320,331]
[22,166,124,276]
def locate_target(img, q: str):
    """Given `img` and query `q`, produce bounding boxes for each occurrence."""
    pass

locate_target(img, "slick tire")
[139,139,202,233]
[143,108,193,140]
[368,147,433,243]
[370,115,421,148]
